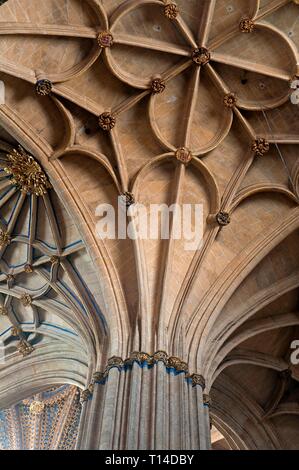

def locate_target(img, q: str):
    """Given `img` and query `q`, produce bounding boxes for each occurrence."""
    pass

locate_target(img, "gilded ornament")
[151,78,166,94]
[4,146,52,196]
[17,339,34,357]
[153,350,168,363]
[11,326,21,337]
[20,293,32,307]
[239,18,255,33]
[252,138,270,157]
[35,79,53,96]
[97,31,114,48]
[164,3,179,20]
[0,229,11,248]
[135,352,151,364]
[91,352,205,388]
[167,356,188,372]
[98,112,116,131]
[93,371,105,383]
[216,211,231,227]
[0,305,7,316]
[223,93,237,108]
[24,264,33,273]
[50,256,59,265]
[192,47,210,66]
[107,356,124,370]
[175,147,192,164]
[29,401,45,415]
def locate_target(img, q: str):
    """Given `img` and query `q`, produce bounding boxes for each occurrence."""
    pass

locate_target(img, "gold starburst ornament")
[4,147,52,196]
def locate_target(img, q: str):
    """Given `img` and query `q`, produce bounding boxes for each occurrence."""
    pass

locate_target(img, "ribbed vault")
[0,0,298,450]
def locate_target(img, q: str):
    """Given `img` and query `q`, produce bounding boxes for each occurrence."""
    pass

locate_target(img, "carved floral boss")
[95,0,296,159]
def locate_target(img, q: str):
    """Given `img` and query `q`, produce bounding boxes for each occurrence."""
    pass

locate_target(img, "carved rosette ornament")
[35,79,53,96]
[97,31,114,48]
[216,211,231,226]
[252,138,270,157]
[50,256,59,265]
[20,293,32,307]
[0,229,11,248]
[11,326,21,337]
[175,147,192,164]
[151,78,166,94]
[192,47,211,66]
[223,93,237,108]
[98,112,116,131]
[4,147,52,196]
[239,18,255,33]
[17,339,34,357]
[30,401,45,415]
[164,3,179,20]
[24,264,33,273]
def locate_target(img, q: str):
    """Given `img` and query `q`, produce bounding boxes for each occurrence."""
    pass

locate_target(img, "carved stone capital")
[107,356,124,370]
[167,356,188,372]
[190,373,206,389]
